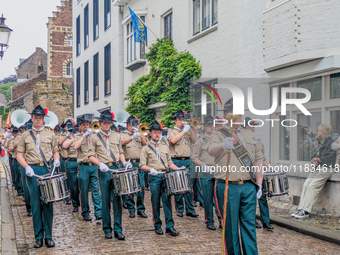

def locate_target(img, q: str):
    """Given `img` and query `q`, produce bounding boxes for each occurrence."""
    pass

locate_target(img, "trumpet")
[182,117,202,130]
[139,123,150,138]
[91,121,100,133]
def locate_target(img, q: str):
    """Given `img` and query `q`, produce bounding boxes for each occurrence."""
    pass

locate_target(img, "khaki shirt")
[17,129,58,165]
[65,134,79,158]
[140,141,174,170]
[57,134,68,158]
[75,134,92,163]
[207,126,263,181]
[167,128,191,158]
[88,131,124,164]
[6,136,14,154]
[9,135,21,159]
[191,134,215,166]
[256,139,266,161]
[121,131,142,160]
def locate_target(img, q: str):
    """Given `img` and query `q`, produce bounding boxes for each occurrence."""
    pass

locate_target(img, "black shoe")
[207,224,216,230]
[27,211,32,217]
[145,187,149,191]
[123,203,128,209]
[263,222,274,230]
[66,200,71,205]
[105,232,112,239]
[160,204,163,208]
[255,221,262,229]
[95,215,102,220]
[34,239,43,248]
[155,227,163,235]
[45,238,55,248]
[137,211,148,218]
[199,203,204,208]
[114,231,125,240]
[177,211,183,217]
[186,212,199,218]
[83,215,92,221]
[129,211,135,218]
[73,206,79,213]
[166,227,179,236]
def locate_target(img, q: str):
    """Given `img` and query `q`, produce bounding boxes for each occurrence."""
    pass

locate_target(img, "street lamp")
[0,14,13,60]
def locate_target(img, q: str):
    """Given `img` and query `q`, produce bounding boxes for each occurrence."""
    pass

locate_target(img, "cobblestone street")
[9,181,340,255]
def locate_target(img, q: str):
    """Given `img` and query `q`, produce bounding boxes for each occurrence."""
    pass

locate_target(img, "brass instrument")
[139,123,150,137]
[91,121,100,133]
[191,117,202,130]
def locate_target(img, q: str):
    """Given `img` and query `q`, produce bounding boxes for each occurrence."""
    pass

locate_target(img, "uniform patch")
[194,144,197,148]
[88,139,91,144]
[168,133,172,137]
[209,136,213,141]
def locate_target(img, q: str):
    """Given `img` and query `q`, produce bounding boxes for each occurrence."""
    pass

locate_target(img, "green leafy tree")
[125,38,201,127]
[0,82,16,103]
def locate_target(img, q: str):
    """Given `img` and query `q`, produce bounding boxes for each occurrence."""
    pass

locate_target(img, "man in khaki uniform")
[207,98,264,255]
[121,115,148,218]
[140,120,180,236]
[17,105,60,248]
[74,115,102,221]
[8,127,23,195]
[88,110,132,240]
[62,125,81,212]
[167,110,198,218]
[5,128,15,186]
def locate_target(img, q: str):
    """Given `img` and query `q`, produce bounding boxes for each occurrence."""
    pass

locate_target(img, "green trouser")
[78,164,102,217]
[149,174,174,229]
[172,159,195,214]
[13,159,23,195]
[66,160,80,207]
[127,162,145,213]
[144,170,149,188]
[27,165,53,240]
[20,166,31,213]
[60,158,66,173]
[98,165,123,233]
[9,155,14,184]
[215,181,258,255]
[190,160,204,204]
[258,193,270,224]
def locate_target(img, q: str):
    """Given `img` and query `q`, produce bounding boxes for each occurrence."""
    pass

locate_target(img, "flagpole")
[126,4,159,41]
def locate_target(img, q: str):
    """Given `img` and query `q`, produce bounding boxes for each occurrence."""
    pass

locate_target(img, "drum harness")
[96,133,118,166]
[29,130,53,172]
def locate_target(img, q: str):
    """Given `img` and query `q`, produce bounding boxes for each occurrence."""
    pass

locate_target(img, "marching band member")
[62,124,80,213]
[74,115,102,221]
[243,117,274,230]
[88,110,132,240]
[207,98,264,255]
[140,120,179,236]
[121,115,148,219]
[167,110,198,218]
[17,105,60,248]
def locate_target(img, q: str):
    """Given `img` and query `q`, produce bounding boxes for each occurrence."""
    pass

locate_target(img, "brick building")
[47,0,73,92]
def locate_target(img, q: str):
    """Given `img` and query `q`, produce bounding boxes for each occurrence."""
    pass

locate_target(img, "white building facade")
[73,0,340,212]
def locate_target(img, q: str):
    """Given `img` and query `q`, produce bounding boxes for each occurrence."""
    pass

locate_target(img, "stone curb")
[256,212,340,246]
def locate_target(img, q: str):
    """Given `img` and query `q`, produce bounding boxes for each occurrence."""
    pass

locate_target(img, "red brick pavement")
[9,186,340,254]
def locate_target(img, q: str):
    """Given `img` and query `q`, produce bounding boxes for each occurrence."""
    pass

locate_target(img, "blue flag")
[128,6,147,46]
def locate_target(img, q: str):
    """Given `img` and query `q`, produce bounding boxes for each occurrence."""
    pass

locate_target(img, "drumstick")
[33,174,45,179]
[50,165,56,176]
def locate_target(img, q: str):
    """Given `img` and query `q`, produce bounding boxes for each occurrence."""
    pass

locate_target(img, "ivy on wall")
[124,38,201,128]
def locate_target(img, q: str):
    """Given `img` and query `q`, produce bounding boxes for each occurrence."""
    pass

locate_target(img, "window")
[104,0,111,30]
[126,16,146,65]
[104,43,111,96]
[331,110,340,141]
[76,16,81,56]
[279,115,290,160]
[193,83,217,118]
[330,73,340,99]
[297,77,322,101]
[193,0,217,35]
[76,67,81,107]
[67,37,73,46]
[297,112,321,161]
[278,83,290,105]
[84,61,89,104]
[93,0,99,40]
[66,62,73,76]
[93,53,99,100]
[164,12,173,40]
[84,4,89,49]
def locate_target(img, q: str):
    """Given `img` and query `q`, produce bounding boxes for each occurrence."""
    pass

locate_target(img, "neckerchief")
[32,126,44,154]
[174,126,187,144]
[100,129,111,157]
[150,139,161,162]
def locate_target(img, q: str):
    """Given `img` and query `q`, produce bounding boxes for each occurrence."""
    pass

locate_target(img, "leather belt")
[105,162,117,167]
[172,157,190,160]
[30,162,45,167]
[80,162,94,166]
[216,179,252,185]
[127,159,139,163]
[67,158,77,161]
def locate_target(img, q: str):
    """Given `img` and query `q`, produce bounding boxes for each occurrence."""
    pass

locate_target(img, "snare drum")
[111,168,141,196]
[263,170,289,197]
[37,173,70,203]
[164,169,192,196]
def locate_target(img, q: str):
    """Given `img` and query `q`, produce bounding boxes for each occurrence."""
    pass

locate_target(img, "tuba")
[44,111,59,130]
[11,109,31,127]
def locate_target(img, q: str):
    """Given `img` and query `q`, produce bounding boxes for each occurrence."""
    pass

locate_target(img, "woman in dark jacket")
[292,124,336,219]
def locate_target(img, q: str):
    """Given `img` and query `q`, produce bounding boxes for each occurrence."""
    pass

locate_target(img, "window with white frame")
[126,16,146,65]
[66,62,73,76]
[164,12,172,40]
[104,0,111,30]
[84,4,89,49]
[193,0,218,35]
[93,0,99,40]
[193,82,217,118]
